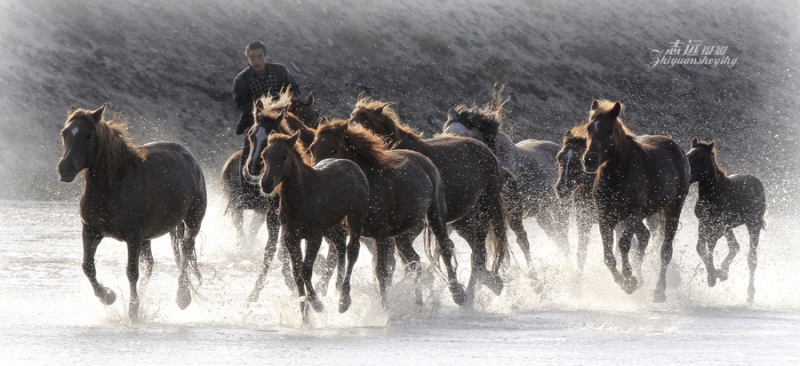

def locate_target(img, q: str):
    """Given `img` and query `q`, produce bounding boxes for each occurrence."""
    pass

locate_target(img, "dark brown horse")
[347,98,508,302]
[241,92,346,302]
[580,99,690,302]
[556,129,656,278]
[443,89,569,266]
[57,104,206,321]
[310,119,467,310]
[687,138,766,304]
[258,132,369,319]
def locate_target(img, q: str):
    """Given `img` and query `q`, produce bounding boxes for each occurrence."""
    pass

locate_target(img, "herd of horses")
[56,87,766,323]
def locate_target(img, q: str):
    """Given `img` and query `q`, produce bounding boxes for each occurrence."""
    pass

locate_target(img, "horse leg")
[301,234,325,313]
[247,228,280,302]
[339,231,361,313]
[81,226,115,307]
[138,240,154,297]
[598,218,624,287]
[746,222,762,305]
[631,220,651,281]
[282,232,309,322]
[575,208,593,277]
[696,223,724,287]
[507,202,532,266]
[616,223,638,294]
[717,229,740,282]
[654,202,683,303]
[125,237,143,322]
[395,231,423,306]
[375,238,395,310]
[232,205,246,248]
[318,224,346,296]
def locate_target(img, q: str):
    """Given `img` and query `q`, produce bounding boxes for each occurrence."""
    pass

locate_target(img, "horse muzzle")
[56,162,79,183]
[242,166,260,185]
[582,154,599,174]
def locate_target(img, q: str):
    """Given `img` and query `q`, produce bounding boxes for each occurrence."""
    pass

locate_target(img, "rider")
[232,41,300,207]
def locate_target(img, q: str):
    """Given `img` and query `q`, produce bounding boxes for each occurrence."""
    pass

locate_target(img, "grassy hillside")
[1,0,798,209]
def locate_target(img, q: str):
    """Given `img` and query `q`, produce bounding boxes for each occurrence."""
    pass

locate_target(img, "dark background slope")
[1,0,798,209]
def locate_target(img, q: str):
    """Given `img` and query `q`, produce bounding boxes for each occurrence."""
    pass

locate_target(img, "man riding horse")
[232,41,300,208]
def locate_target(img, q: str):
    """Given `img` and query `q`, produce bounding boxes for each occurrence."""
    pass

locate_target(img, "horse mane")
[567,123,589,140]
[694,139,728,175]
[317,119,396,169]
[352,97,422,141]
[252,86,294,123]
[444,84,508,146]
[588,99,636,137]
[267,132,314,167]
[67,109,146,181]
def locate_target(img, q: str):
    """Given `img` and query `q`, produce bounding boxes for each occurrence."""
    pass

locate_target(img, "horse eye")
[86,133,92,140]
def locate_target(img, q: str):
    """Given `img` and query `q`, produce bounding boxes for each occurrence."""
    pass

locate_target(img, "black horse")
[57,104,206,321]
[687,138,766,304]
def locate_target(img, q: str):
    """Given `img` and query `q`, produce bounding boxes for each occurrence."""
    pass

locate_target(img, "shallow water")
[0,199,798,365]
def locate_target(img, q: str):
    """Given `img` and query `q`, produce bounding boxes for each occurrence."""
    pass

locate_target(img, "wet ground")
[1,199,798,365]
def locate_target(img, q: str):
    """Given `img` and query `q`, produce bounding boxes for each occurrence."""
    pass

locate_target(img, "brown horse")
[556,129,656,278]
[580,99,690,302]
[687,138,766,304]
[241,92,346,302]
[443,89,569,265]
[348,98,508,302]
[258,132,369,319]
[310,119,467,310]
[56,104,206,321]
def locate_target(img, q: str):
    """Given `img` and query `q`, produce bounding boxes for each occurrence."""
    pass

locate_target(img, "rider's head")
[245,41,267,73]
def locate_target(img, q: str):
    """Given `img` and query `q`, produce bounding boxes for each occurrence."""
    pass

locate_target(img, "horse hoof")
[128,308,139,323]
[309,297,324,313]
[176,287,192,310]
[622,276,639,294]
[483,273,504,296]
[100,290,117,305]
[449,281,467,306]
[530,279,544,294]
[338,294,352,313]
[716,270,729,282]
[653,290,666,303]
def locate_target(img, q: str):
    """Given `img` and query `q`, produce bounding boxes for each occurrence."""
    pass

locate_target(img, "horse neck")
[696,162,728,200]
[393,132,428,153]
[493,134,515,160]
[283,114,316,146]
[277,156,313,201]
[85,133,139,191]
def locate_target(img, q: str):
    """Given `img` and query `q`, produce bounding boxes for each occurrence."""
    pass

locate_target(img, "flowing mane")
[256,86,294,114]
[316,119,396,169]
[66,109,146,181]
[588,99,636,137]
[352,97,422,141]
[267,133,314,167]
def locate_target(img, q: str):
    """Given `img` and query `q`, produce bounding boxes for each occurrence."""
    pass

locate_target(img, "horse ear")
[590,99,600,111]
[68,105,77,115]
[91,103,107,123]
[375,104,386,116]
[279,109,287,120]
[255,99,264,113]
[288,131,300,146]
[564,130,573,139]
[319,116,330,126]
[610,101,622,118]
[307,92,315,105]
[691,137,699,148]
[708,140,715,150]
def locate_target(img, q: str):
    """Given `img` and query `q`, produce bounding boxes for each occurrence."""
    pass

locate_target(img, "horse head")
[259,131,302,194]
[309,118,352,163]
[582,99,626,173]
[245,101,287,182]
[57,104,106,182]
[288,92,320,128]
[556,130,590,199]
[686,137,719,183]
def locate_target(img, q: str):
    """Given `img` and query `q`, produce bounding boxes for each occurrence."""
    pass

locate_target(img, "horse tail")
[488,169,511,274]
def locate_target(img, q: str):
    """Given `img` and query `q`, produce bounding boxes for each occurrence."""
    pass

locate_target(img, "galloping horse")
[242,92,345,302]
[310,119,467,310]
[687,138,766,304]
[348,98,507,302]
[220,90,320,251]
[443,88,569,265]
[258,132,369,318]
[57,104,206,321]
[556,128,656,278]
[580,99,690,302]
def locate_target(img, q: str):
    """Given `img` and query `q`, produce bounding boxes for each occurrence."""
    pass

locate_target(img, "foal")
[687,138,766,304]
